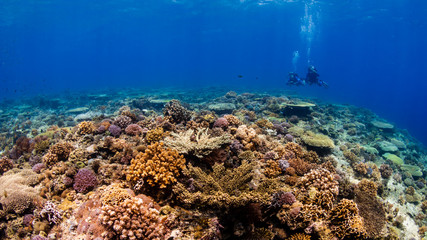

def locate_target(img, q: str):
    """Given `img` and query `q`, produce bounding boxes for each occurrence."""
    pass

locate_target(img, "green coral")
[383,153,404,165]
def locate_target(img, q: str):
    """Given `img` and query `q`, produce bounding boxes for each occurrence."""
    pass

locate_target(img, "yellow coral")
[145,127,165,144]
[264,160,281,178]
[301,131,335,149]
[127,142,185,189]
[77,121,95,135]
[289,233,311,240]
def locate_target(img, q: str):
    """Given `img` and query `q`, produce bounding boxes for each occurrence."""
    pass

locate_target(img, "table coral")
[163,128,231,158]
[126,142,186,189]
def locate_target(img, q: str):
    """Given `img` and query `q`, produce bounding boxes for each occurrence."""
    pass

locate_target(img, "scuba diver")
[287,66,328,88]
[287,72,305,86]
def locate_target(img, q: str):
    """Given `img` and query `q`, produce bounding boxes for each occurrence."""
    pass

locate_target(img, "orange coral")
[329,199,367,239]
[126,142,186,189]
[289,233,311,240]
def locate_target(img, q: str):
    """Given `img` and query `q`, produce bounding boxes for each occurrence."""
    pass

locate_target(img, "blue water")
[1,0,427,146]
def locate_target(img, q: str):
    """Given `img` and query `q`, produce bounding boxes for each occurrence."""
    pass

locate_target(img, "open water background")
[0,0,426,146]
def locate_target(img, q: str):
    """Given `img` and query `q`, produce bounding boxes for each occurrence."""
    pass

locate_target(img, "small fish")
[237,75,243,78]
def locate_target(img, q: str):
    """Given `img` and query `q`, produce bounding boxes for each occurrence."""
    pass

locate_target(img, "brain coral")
[126,142,186,189]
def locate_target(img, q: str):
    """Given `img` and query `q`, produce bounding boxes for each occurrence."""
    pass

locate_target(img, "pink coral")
[125,124,143,136]
[73,168,98,193]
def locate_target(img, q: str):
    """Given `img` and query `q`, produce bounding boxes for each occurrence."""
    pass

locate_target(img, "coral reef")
[0,89,425,240]
[126,142,186,189]
[163,128,231,158]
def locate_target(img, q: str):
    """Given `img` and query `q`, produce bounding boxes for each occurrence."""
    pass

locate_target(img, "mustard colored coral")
[126,142,186,189]
[77,121,95,135]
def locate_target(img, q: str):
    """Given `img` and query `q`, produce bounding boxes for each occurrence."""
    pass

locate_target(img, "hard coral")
[113,115,133,128]
[77,121,95,135]
[0,156,13,175]
[163,128,231,158]
[145,127,165,144]
[73,168,98,193]
[40,201,62,224]
[108,124,122,137]
[163,99,192,124]
[125,124,143,136]
[173,161,272,208]
[100,196,169,240]
[329,199,367,239]
[296,168,339,203]
[126,142,186,189]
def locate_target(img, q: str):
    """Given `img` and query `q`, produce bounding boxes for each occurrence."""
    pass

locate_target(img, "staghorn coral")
[77,121,95,135]
[163,99,192,124]
[126,142,186,189]
[173,161,272,208]
[0,156,13,175]
[163,128,231,158]
[100,196,169,240]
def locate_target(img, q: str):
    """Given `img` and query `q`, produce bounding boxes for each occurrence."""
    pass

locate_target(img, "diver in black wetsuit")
[287,66,328,88]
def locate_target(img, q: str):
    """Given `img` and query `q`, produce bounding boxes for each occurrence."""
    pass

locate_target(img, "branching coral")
[328,199,367,239]
[146,127,165,144]
[100,196,169,240]
[173,161,272,208]
[296,168,339,198]
[40,201,62,224]
[126,142,186,189]
[77,121,95,135]
[163,128,231,158]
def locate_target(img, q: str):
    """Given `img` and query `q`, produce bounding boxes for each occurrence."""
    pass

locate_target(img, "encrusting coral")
[163,128,231,158]
[126,142,186,189]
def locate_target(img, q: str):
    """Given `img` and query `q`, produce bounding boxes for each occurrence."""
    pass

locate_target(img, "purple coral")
[108,124,122,137]
[32,163,46,173]
[230,140,244,154]
[32,236,49,240]
[213,117,229,129]
[277,159,290,172]
[73,168,98,193]
[23,214,34,226]
[270,191,296,209]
